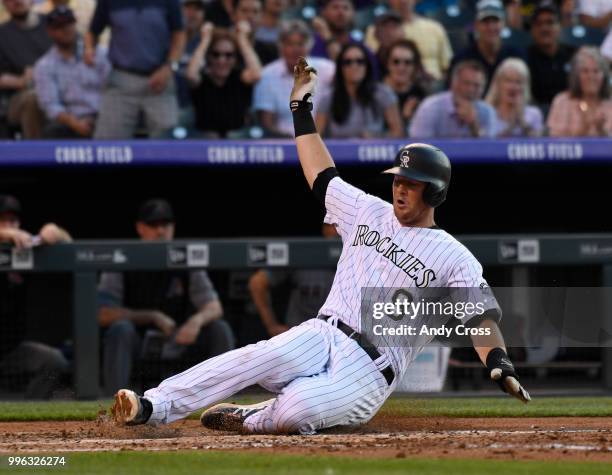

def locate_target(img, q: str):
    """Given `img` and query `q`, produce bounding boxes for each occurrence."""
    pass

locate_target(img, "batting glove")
[486,348,531,403]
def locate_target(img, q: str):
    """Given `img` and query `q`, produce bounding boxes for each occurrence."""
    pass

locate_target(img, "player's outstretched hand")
[487,348,531,403]
[290,57,318,104]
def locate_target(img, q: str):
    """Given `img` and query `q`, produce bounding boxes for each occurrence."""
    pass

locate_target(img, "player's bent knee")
[272,401,321,435]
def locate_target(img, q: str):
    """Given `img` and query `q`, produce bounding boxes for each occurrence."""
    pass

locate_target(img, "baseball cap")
[0,195,21,217]
[46,5,77,27]
[476,0,505,21]
[531,0,559,22]
[137,199,174,224]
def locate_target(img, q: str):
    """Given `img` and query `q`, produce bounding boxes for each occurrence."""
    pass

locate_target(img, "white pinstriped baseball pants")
[144,318,391,434]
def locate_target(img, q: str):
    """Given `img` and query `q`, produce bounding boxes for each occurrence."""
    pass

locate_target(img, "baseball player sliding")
[112,58,530,434]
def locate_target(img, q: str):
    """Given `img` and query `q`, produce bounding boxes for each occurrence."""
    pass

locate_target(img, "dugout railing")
[1,234,612,399]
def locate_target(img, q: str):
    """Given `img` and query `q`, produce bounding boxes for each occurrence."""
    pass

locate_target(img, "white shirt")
[602,30,612,60]
[318,177,500,378]
[253,56,335,136]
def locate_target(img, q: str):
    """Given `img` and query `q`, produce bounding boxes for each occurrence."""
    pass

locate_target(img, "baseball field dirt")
[0,397,611,474]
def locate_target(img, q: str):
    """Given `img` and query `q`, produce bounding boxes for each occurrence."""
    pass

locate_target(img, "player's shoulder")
[437,231,482,270]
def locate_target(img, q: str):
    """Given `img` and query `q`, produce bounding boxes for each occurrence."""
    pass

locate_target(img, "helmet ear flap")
[423,184,447,208]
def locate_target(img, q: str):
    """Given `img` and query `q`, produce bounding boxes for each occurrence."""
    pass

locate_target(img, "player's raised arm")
[290,57,336,189]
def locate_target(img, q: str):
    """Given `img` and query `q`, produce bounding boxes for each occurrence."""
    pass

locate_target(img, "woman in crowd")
[186,22,262,138]
[547,47,612,137]
[383,39,429,134]
[485,58,543,137]
[315,43,403,138]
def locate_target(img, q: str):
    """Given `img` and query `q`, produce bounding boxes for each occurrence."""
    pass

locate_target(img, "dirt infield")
[1,414,611,462]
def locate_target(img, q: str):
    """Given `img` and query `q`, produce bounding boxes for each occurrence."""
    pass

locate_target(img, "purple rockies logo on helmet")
[400,150,411,168]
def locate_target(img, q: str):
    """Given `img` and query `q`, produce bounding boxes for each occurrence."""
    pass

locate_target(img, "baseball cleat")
[111,389,152,425]
[200,399,275,432]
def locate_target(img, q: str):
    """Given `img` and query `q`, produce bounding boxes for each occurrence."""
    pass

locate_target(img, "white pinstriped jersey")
[318,177,499,378]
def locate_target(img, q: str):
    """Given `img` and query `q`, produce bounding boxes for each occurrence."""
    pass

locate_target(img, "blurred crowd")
[0,0,611,140]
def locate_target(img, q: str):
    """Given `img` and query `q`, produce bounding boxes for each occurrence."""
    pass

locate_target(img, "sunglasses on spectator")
[210,51,236,59]
[342,58,366,66]
[391,58,415,66]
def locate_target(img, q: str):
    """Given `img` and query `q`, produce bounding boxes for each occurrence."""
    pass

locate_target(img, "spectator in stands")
[365,0,452,83]
[578,0,612,31]
[175,0,207,128]
[255,0,286,44]
[33,0,97,39]
[485,58,543,136]
[372,11,405,77]
[254,20,335,137]
[450,0,525,92]
[98,199,235,396]
[86,0,186,139]
[187,25,261,137]
[384,39,429,133]
[232,0,277,65]
[248,224,337,337]
[0,3,7,23]
[315,43,403,138]
[527,1,576,110]
[410,60,496,138]
[547,46,612,136]
[33,7,110,139]
[311,0,373,65]
[0,0,51,139]
[0,194,70,399]
[504,0,524,30]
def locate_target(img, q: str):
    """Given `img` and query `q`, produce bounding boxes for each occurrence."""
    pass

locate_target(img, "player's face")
[392,175,429,225]
[0,212,20,230]
[136,221,175,241]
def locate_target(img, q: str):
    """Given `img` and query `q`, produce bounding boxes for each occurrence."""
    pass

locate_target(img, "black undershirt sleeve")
[312,167,340,208]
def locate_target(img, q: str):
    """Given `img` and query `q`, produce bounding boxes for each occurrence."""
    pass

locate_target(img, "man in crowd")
[255,0,286,45]
[254,20,334,137]
[232,0,277,65]
[365,0,452,82]
[85,0,186,139]
[0,0,51,138]
[97,199,235,396]
[527,1,576,110]
[450,0,525,91]
[33,0,97,39]
[248,224,337,337]
[410,60,496,138]
[371,11,405,77]
[310,0,371,63]
[33,6,110,138]
[0,195,71,399]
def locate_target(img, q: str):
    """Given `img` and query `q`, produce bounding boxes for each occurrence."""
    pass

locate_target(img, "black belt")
[321,316,395,386]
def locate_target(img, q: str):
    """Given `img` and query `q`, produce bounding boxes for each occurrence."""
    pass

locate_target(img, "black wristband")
[486,347,514,373]
[291,93,316,137]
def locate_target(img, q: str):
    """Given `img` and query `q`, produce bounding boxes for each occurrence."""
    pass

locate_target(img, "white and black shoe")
[200,399,275,432]
[111,389,153,425]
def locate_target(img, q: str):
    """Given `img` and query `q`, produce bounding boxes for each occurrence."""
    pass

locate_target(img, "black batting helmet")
[382,143,451,208]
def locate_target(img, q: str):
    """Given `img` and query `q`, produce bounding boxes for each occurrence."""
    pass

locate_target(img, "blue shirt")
[409,91,496,138]
[90,0,183,73]
[33,43,111,119]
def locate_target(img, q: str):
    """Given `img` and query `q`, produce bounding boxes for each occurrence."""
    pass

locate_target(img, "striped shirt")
[318,177,500,378]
